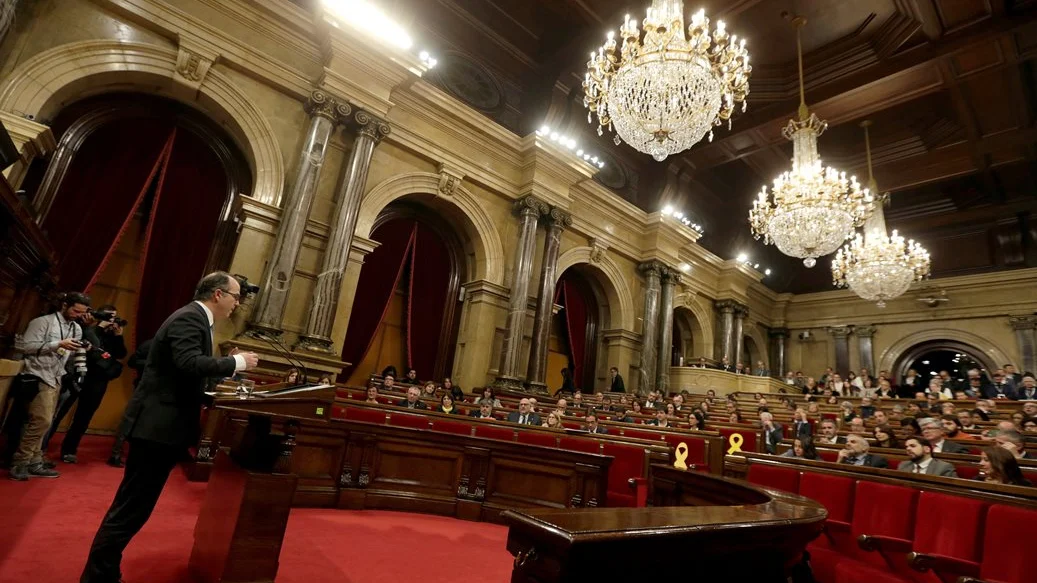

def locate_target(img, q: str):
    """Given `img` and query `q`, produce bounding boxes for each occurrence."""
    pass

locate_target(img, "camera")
[71,341,91,383]
[234,274,260,298]
[91,310,128,327]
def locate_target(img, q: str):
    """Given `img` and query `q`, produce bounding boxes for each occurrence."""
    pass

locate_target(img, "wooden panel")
[486,457,575,509]
[935,0,993,33]
[370,438,463,494]
[951,39,1005,77]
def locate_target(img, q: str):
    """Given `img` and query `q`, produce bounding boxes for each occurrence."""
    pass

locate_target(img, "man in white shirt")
[897,436,958,477]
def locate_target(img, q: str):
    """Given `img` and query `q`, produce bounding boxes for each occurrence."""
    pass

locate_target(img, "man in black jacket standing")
[81,272,259,583]
[608,366,625,393]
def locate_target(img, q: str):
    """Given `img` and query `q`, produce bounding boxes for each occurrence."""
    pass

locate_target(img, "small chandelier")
[748,16,873,268]
[583,0,751,161]
[832,121,930,307]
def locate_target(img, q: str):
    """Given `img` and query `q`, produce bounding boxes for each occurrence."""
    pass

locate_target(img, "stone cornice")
[0,111,55,159]
[515,134,593,210]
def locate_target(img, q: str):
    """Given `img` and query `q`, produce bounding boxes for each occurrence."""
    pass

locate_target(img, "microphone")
[254,331,310,386]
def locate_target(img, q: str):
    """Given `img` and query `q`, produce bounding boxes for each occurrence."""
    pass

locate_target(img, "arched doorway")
[893,340,994,386]
[672,306,704,365]
[341,202,466,384]
[546,265,618,394]
[743,335,760,370]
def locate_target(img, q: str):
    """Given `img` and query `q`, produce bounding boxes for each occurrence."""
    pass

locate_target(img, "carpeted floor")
[0,434,512,582]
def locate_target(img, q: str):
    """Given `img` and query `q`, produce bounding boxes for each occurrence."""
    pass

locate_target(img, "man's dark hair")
[904,436,928,449]
[193,271,233,301]
[941,414,963,429]
[62,292,91,308]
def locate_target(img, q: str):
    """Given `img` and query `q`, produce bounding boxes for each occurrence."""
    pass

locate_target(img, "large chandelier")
[832,121,930,307]
[583,0,751,161]
[748,17,873,267]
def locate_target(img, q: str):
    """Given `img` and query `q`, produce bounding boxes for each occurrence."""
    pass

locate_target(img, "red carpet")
[0,435,512,582]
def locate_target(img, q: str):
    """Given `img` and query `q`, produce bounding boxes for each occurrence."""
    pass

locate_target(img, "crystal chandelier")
[832,121,930,307]
[748,17,873,268]
[583,0,751,162]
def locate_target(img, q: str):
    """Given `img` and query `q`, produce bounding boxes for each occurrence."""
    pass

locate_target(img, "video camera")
[234,274,260,298]
[91,310,128,327]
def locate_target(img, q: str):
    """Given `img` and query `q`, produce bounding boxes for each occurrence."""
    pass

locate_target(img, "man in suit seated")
[815,419,845,445]
[760,412,784,454]
[584,412,608,434]
[919,417,970,453]
[506,398,540,425]
[469,401,494,419]
[837,434,889,468]
[897,436,958,477]
[1015,374,1037,401]
[396,386,428,409]
[792,408,812,438]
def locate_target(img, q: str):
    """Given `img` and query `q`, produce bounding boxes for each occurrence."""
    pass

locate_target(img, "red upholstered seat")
[798,473,854,551]
[834,560,912,583]
[717,426,757,453]
[849,481,918,571]
[953,463,980,480]
[345,406,388,425]
[389,413,429,430]
[473,424,514,442]
[659,434,705,468]
[976,504,1037,583]
[621,428,663,441]
[516,430,558,448]
[913,492,986,566]
[746,463,800,493]
[430,419,472,436]
[559,436,601,454]
[1021,467,1037,483]
[602,443,648,508]
[816,449,839,462]
[562,422,581,430]
[331,404,348,420]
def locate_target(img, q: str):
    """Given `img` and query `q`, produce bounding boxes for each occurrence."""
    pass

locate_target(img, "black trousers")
[80,438,180,583]
[56,380,109,455]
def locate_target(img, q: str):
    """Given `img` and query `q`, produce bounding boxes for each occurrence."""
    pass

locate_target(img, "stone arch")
[878,328,1013,378]
[357,172,505,285]
[673,292,715,360]
[0,40,284,206]
[554,248,635,331]
[744,322,770,372]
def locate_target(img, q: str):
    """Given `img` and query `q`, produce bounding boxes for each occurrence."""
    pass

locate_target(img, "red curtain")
[562,279,588,390]
[406,222,453,379]
[341,221,416,378]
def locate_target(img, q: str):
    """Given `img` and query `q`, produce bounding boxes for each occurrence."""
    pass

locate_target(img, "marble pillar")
[250,90,350,335]
[714,300,737,364]
[830,326,853,376]
[297,110,391,352]
[1010,316,1037,374]
[525,207,572,393]
[655,269,679,393]
[733,306,747,367]
[637,261,664,396]
[494,196,548,390]
[769,327,789,378]
[855,325,877,375]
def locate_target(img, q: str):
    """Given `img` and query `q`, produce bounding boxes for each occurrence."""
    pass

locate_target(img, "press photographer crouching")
[44,305,128,463]
[6,292,91,481]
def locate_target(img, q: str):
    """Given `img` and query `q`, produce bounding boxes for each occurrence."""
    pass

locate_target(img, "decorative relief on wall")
[593,150,627,190]
[590,238,609,264]
[432,52,504,112]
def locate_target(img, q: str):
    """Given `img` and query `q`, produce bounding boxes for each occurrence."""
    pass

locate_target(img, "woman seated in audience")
[873,424,899,449]
[806,401,820,415]
[978,446,1032,486]
[543,411,562,428]
[728,410,744,424]
[1011,411,1025,429]
[781,436,819,460]
[648,409,671,428]
[897,417,922,442]
[687,410,705,431]
[665,402,677,418]
[282,367,300,385]
[826,394,839,405]
[318,374,333,385]
[698,400,710,419]
[848,370,861,391]
[840,401,858,424]
[436,393,460,414]
[802,377,819,395]
[366,383,380,403]
[1023,417,1037,433]
[442,377,464,403]
[422,381,437,398]
[630,399,642,414]
[475,387,501,408]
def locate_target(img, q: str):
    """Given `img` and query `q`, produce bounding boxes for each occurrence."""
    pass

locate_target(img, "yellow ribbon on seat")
[727,433,744,455]
[674,442,689,470]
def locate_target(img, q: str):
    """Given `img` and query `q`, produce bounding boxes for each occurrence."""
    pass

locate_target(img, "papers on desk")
[252,383,334,397]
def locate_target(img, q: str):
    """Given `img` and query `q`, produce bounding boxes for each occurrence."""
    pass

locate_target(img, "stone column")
[525,207,572,393]
[637,261,664,395]
[1010,316,1037,374]
[655,269,680,393]
[830,326,853,376]
[297,110,391,352]
[494,196,548,390]
[714,300,737,363]
[769,327,789,378]
[250,90,350,335]
[732,305,748,367]
[855,325,877,374]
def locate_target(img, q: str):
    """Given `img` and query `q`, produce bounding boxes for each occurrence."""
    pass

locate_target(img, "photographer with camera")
[44,304,128,463]
[7,292,91,481]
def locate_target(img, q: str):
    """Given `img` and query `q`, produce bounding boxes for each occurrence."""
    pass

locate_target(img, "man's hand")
[58,338,82,351]
[110,323,123,336]
[836,448,850,461]
[241,351,259,370]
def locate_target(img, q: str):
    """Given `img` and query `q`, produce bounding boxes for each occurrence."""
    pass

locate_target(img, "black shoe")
[61,454,78,464]
[41,459,57,469]
[107,456,124,468]
[27,463,60,478]
[8,465,28,481]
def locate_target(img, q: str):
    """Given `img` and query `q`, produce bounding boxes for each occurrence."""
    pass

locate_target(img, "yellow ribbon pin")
[316,407,325,416]
[727,433,744,455]
[674,442,689,470]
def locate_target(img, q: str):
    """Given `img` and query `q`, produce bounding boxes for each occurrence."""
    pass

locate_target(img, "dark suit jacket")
[126,303,236,448]
[587,426,608,434]
[983,383,1017,400]
[936,439,971,454]
[506,411,541,425]
[842,453,889,468]
[396,399,428,410]
[468,411,493,418]
[1015,387,1037,400]
[793,421,812,438]
[764,424,784,454]
[610,374,625,393]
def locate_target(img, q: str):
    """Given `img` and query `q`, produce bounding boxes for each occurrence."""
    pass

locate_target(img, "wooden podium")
[187,384,334,583]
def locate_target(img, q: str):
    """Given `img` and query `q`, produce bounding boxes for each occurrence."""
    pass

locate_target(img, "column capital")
[544,207,573,230]
[306,89,351,122]
[514,195,548,218]
[638,260,667,279]
[855,324,877,338]
[350,109,392,142]
[828,325,853,339]
[661,268,682,285]
[768,327,789,338]
[1010,315,1037,330]
[715,299,739,314]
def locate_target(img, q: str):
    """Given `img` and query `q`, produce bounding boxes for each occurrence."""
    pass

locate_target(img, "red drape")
[341,222,416,378]
[406,222,453,379]
[562,279,588,390]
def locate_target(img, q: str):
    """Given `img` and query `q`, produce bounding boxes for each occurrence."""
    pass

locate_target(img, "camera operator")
[7,292,90,481]
[44,304,128,463]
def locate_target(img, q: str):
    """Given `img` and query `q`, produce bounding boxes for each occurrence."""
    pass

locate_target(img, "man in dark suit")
[815,419,846,445]
[837,434,889,468]
[792,408,812,439]
[584,413,608,434]
[760,412,784,454]
[1015,374,1037,400]
[469,401,494,419]
[506,398,541,425]
[608,366,625,393]
[396,386,428,409]
[919,417,971,454]
[897,437,958,477]
[81,272,259,583]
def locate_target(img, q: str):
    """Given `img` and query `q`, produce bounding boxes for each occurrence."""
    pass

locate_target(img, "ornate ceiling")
[314,0,1037,293]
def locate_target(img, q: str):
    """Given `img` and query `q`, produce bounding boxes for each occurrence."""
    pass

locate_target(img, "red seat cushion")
[345,406,387,425]
[331,404,348,420]
[516,430,557,448]
[559,436,600,454]
[979,504,1037,582]
[430,419,472,436]
[717,426,757,453]
[602,443,646,508]
[388,413,429,430]
[835,559,912,583]
[850,481,918,568]
[798,472,855,525]
[622,428,663,441]
[473,424,514,442]
[659,434,706,467]
[913,492,986,564]
[562,422,581,430]
[746,463,800,493]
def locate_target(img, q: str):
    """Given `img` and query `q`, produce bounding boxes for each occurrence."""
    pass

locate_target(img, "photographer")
[7,292,90,481]
[45,304,128,463]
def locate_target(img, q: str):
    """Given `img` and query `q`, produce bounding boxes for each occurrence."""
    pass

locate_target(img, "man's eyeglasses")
[219,289,241,301]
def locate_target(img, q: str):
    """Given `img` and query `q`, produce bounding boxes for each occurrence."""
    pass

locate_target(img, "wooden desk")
[502,465,826,582]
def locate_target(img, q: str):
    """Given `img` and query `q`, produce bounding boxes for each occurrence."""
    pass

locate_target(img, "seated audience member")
[382,374,396,391]
[942,414,979,440]
[282,368,300,384]
[599,394,614,412]
[718,357,733,372]
[1022,417,1037,433]
[366,384,380,403]
[584,413,608,434]
[803,377,819,395]
[906,401,923,417]
[543,411,562,428]
[838,434,889,468]
[782,436,819,460]
[873,424,899,449]
[630,399,642,414]
[397,386,428,409]
[897,417,922,443]
[889,404,905,421]
[686,411,705,431]
[958,410,978,430]
[443,377,464,403]
[872,409,889,426]
[928,378,953,400]
[859,397,876,419]
[436,394,460,414]
[469,401,495,419]
[665,403,677,417]
[848,417,866,435]
[754,361,768,377]
[792,408,811,438]
[978,446,1032,486]
[735,361,746,375]
[318,374,333,385]
[642,391,658,409]
[826,395,839,405]
[829,374,848,396]
[572,390,584,409]
[475,387,501,408]
[760,412,783,455]
[816,419,844,445]
[898,436,958,477]
[1015,374,1037,400]
[672,393,685,413]
[728,410,744,424]
[995,429,1034,460]
[920,417,971,453]
[1011,411,1025,429]
[404,367,419,385]
[967,370,992,399]
[698,400,711,419]
[807,402,820,415]
[421,381,437,398]
[694,357,710,369]
[875,379,896,399]
[554,397,568,417]
[613,407,634,424]
[648,409,671,427]
[380,364,398,380]
[506,399,540,425]
[986,370,1017,400]
[940,401,956,416]
[901,368,921,391]
[529,397,539,414]
[785,370,797,385]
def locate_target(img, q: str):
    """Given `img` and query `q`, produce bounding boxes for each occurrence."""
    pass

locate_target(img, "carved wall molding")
[436,162,465,197]
[554,246,636,332]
